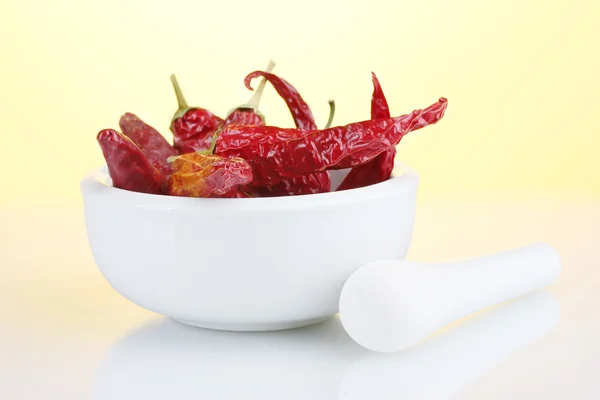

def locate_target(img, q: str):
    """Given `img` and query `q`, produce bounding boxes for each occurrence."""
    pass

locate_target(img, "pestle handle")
[435,243,561,318]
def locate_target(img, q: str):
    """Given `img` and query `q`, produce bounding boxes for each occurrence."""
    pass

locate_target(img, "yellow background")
[0,0,598,205]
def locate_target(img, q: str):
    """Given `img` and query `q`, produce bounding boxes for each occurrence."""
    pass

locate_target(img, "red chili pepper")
[223,108,265,127]
[215,98,448,187]
[97,129,163,195]
[169,74,224,154]
[219,61,277,130]
[370,73,391,120]
[242,69,334,195]
[251,172,331,197]
[337,72,395,191]
[213,63,329,196]
[244,71,317,130]
[167,152,253,198]
[171,110,224,154]
[118,113,178,181]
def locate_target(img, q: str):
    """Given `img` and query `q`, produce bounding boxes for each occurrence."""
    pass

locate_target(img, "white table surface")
[1,197,599,399]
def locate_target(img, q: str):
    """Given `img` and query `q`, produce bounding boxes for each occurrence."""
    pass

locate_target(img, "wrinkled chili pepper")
[118,113,178,181]
[215,98,448,186]
[244,70,317,130]
[219,60,276,130]
[169,74,224,154]
[169,62,274,154]
[370,73,391,120]
[337,72,395,191]
[251,172,331,197]
[243,69,334,195]
[97,129,163,194]
[223,108,264,127]
[167,152,253,198]
[205,63,330,196]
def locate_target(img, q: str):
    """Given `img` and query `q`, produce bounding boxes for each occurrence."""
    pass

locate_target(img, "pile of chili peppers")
[97,63,448,198]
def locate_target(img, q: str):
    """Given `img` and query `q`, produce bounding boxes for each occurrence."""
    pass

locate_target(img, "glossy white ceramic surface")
[80,167,418,331]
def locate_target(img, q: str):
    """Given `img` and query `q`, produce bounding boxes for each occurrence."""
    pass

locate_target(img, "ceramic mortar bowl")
[80,166,419,331]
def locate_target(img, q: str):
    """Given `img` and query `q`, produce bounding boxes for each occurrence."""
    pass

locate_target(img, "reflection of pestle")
[338,291,560,399]
[340,243,560,352]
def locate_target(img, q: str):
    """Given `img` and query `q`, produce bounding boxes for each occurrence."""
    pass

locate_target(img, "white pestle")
[339,243,561,353]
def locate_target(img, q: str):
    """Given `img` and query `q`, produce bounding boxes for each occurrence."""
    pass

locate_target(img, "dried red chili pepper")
[167,152,253,198]
[215,62,329,196]
[222,108,264,127]
[118,113,178,181]
[169,62,274,155]
[251,172,331,197]
[370,73,391,120]
[215,98,448,186]
[337,72,395,191]
[220,61,276,130]
[244,70,317,130]
[242,69,335,195]
[97,129,163,195]
[169,74,224,154]
[336,149,396,191]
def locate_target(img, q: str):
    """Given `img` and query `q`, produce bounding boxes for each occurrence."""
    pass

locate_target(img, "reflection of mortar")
[94,316,363,400]
[94,292,558,400]
[81,167,418,331]
[339,291,560,399]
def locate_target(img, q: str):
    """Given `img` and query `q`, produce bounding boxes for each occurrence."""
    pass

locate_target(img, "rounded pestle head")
[338,260,437,353]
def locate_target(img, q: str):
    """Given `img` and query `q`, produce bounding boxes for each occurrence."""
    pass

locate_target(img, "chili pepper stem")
[239,188,254,198]
[246,60,276,110]
[224,60,276,123]
[205,128,221,155]
[170,74,190,121]
[325,100,335,128]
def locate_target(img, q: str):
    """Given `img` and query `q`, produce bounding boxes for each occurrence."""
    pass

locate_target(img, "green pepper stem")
[170,74,189,111]
[325,99,335,128]
[246,60,276,109]
[207,128,221,154]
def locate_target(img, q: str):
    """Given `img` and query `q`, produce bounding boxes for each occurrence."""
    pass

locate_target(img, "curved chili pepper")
[169,74,224,154]
[325,100,335,129]
[370,72,391,120]
[243,69,333,195]
[215,98,448,186]
[214,63,329,196]
[219,61,276,130]
[97,129,163,194]
[337,72,395,191]
[118,113,178,180]
[167,152,253,198]
[244,70,317,130]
